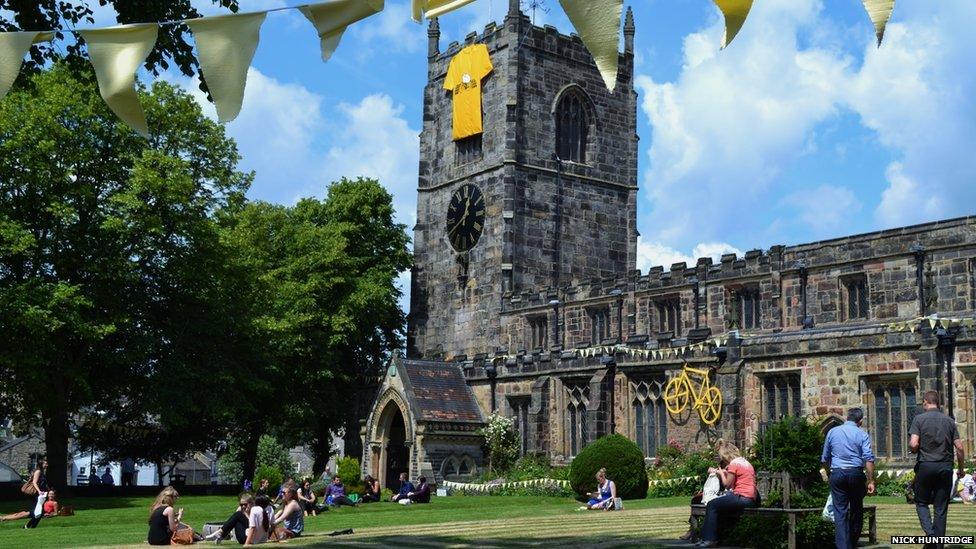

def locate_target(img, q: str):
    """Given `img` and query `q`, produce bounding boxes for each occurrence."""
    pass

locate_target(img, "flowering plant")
[479,413,520,472]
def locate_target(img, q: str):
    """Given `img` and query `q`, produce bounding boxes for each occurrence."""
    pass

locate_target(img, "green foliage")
[569,434,648,500]
[254,465,282,494]
[337,456,362,485]
[451,481,574,498]
[310,479,328,497]
[726,511,834,549]
[0,2,241,78]
[751,417,825,478]
[219,435,295,482]
[480,413,520,473]
[0,64,250,484]
[647,477,701,498]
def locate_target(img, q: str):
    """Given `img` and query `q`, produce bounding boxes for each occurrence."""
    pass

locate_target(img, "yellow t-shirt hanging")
[444,44,493,141]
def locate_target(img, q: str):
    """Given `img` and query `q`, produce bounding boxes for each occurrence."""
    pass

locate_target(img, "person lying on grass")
[0,489,63,522]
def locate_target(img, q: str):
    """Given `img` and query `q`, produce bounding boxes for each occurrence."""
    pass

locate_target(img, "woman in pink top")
[697,440,758,547]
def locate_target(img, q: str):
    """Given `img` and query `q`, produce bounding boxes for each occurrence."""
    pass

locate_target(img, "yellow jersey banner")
[444,44,493,141]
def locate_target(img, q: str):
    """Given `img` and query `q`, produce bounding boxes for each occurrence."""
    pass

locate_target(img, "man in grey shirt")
[908,390,965,548]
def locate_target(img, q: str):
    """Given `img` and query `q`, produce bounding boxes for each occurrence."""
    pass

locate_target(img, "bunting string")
[0,0,900,135]
[79,414,155,437]
[487,335,731,365]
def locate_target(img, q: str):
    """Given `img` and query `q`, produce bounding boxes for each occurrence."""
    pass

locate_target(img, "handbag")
[171,526,195,545]
[20,481,37,496]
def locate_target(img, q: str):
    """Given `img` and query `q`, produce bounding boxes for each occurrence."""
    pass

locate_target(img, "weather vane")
[521,0,549,25]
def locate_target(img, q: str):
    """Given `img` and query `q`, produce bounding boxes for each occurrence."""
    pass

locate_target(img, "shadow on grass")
[295,533,674,548]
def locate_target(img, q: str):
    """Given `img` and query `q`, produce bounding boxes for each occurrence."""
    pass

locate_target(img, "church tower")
[407,3,639,360]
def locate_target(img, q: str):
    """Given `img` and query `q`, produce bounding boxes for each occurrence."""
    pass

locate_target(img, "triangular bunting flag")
[81,23,159,137]
[861,0,896,47]
[412,0,479,22]
[301,0,384,63]
[188,11,267,123]
[559,0,623,92]
[0,32,53,100]
[965,319,974,330]
[713,0,753,49]
[929,318,937,329]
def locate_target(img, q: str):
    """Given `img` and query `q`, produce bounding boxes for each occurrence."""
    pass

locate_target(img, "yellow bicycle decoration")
[663,365,723,425]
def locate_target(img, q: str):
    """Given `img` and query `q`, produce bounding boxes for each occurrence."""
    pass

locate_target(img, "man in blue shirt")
[391,472,414,503]
[821,407,876,549]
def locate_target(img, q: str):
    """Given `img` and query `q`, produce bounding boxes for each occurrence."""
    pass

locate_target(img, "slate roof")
[401,359,484,423]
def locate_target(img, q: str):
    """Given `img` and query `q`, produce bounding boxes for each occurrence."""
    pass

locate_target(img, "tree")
[0,64,250,486]
[0,1,240,78]
[217,178,411,482]
[219,434,295,484]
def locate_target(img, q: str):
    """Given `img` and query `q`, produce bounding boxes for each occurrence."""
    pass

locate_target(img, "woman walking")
[24,457,49,529]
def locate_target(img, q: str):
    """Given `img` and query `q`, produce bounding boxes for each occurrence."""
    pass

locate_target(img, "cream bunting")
[0,32,53,100]
[300,0,384,62]
[188,12,267,123]
[412,0,479,22]
[713,0,753,49]
[861,0,896,47]
[80,23,159,137]
[559,0,623,92]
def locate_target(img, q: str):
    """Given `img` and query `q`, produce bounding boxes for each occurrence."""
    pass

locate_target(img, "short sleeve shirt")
[908,410,960,463]
[247,506,269,544]
[444,44,493,141]
[727,457,757,499]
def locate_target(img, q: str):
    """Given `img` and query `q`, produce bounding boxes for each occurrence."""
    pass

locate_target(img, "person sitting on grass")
[255,478,270,498]
[1,489,61,522]
[274,477,295,506]
[203,493,257,544]
[362,475,381,503]
[272,486,304,540]
[391,472,414,503]
[582,468,617,511]
[298,479,318,516]
[325,475,358,507]
[400,476,431,505]
[957,468,975,504]
[147,486,201,545]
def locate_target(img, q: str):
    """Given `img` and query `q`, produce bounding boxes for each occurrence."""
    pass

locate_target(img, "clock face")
[446,183,486,252]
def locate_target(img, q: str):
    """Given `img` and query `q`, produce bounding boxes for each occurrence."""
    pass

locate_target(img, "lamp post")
[601,354,617,434]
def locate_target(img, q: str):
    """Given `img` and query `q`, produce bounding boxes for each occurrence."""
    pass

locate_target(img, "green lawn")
[0,494,972,548]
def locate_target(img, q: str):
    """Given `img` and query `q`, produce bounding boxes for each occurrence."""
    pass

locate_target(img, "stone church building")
[362,1,976,488]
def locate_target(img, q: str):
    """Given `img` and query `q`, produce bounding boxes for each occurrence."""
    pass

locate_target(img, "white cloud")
[780,184,862,234]
[351,1,425,54]
[321,94,420,226]
[637,238,743,272]
[637,0,976,248]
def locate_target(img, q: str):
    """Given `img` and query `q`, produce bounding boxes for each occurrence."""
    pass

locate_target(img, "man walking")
[908,391,966,549]
[821,407,876,549]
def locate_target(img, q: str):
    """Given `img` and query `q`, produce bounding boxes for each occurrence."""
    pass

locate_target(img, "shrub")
[254,465,282,494]
[480,413,520,473]
[336,456,362,493]
[647,476,701,498]
[569,434,648,500]
[310,479,327,497]
[751,417,824,479]
[450,481,574,498]
[725,512,832,549]
[219,434,296,483]
[337,456,361,483]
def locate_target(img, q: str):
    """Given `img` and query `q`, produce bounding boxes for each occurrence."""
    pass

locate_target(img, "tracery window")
[556,90,589,163]
[631,378,668,457]
[566,383,590,456]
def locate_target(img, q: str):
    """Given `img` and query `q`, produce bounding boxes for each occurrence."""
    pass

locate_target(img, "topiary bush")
[569,434,648,500]
[751,417,824,479]
[337,456,363,494]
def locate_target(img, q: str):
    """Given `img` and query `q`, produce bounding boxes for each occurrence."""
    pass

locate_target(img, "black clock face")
[446,183,486,252]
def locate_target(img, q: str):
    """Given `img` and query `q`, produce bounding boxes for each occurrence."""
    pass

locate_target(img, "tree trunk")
[42,403,71,489]
[240,429,260,486]
[155,460,165,486]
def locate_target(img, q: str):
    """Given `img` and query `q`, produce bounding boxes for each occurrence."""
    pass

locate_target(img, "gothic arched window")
[555,90,589,163]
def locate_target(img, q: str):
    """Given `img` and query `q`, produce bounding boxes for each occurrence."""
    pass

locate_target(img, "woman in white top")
[245,494,274,545]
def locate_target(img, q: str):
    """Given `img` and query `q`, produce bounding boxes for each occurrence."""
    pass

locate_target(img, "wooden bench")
[688,471,877,549]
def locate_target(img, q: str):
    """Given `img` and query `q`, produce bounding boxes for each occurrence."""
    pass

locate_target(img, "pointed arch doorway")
[374,399,411,490]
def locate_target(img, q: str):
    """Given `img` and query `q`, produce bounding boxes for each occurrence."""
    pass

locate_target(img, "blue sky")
[69,0,976,271]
